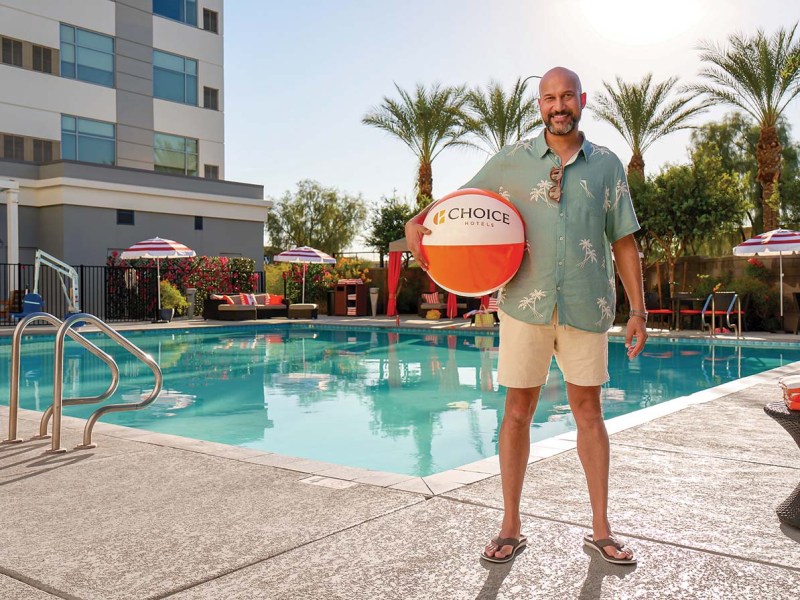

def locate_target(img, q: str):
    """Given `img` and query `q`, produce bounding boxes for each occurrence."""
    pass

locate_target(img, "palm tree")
[465,78,542,154]
[362,83,469,209]
[689,24,800,232]
[591,73,710,181]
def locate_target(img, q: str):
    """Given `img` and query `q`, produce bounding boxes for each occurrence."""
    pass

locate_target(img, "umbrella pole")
[780,252,785,325]
[302,263,306,304]
[156,258,162,321]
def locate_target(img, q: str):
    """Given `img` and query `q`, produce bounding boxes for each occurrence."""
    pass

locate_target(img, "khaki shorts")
[497,308,609,388]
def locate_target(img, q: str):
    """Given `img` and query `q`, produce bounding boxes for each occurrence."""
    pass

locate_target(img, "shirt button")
[556,286,561,291]
[559,236,564,241]
[558,261,563,265]
[560,212,564,217]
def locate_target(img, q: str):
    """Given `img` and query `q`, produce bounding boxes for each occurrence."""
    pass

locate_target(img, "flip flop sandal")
[480,535,528,563]
[583,534,637,565]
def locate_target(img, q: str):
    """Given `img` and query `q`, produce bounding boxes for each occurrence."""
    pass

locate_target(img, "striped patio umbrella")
[733,228,800,319]
[273,246,336,303]
[120,237,196,317]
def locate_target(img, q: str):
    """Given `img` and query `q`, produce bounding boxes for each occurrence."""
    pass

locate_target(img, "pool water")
[2,326,798,476]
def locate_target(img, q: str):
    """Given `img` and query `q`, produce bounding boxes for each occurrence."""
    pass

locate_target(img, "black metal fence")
[0,263,266,326]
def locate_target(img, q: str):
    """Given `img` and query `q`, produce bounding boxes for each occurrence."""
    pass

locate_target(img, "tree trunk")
[656,262,662,308]
[627,152,645,182]
[417,160,433,210]
[756,126,782,232]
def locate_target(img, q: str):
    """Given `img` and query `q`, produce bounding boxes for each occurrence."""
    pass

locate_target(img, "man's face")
[538,75,586,136]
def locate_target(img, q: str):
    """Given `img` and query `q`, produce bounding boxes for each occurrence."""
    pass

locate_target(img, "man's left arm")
[611,233,648,358]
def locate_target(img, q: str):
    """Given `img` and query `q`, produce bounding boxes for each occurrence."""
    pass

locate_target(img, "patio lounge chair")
[644,292,673,329]
[417,292,467,318]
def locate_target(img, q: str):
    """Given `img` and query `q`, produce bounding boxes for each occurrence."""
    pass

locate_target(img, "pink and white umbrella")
[120,237,196,314]
[273,246,336,304]
[733,228,800,319]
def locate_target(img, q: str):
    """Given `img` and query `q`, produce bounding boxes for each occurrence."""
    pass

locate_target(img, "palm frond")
[591,73,707,159]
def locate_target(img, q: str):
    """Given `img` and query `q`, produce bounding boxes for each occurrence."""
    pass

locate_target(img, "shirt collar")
[534,129,592,163]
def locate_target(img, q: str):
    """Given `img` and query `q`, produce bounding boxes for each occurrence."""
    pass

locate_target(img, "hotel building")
[0,0,267,269]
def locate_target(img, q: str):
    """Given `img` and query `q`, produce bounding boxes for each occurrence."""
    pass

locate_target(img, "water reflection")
[1,329,799,476]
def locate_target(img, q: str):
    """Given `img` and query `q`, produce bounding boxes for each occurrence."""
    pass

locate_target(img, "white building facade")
[0,0,267,267]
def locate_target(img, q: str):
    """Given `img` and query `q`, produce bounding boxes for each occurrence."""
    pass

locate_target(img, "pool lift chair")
[12,249,80,322]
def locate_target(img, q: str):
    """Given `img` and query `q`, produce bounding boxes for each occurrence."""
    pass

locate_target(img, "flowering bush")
[321,257,372,288]
[106,253,258,315]
[745,257,772,283]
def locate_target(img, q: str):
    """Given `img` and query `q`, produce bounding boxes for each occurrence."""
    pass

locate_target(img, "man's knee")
[504,387,540,425]
[567,384,604,424]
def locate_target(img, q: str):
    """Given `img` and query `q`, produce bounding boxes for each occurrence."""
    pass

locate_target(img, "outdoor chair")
[644,291,673,329]
[0,290,24,321]
[700,291,744,335]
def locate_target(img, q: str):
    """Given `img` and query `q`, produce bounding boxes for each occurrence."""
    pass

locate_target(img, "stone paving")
[1,315,799,599]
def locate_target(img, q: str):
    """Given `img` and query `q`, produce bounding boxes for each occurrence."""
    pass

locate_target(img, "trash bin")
[185,288,196,319]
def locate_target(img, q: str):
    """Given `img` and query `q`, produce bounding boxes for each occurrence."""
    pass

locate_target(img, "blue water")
[2,326,798,476]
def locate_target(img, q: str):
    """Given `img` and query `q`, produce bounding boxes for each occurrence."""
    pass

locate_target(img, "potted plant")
[159,280,188,322]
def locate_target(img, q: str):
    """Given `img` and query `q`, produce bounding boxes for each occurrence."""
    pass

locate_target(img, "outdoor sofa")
[202,293,288,320]
[417,292,470,318]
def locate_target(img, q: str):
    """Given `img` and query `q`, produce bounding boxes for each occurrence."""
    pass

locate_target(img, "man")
[405,67,647,565]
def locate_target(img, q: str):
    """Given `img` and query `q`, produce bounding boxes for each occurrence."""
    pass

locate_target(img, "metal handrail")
[50,313,162,452]
[707,293,742,340]
[4,312,120,445]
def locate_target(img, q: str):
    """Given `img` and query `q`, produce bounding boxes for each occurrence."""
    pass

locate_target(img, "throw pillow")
[254,293,269,305]
[422,292,439,304]
[240,293,257,305]
[269,295,285,305]
[222,295,235,305]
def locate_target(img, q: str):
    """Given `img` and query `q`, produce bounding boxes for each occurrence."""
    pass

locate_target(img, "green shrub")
[159,280,188,315]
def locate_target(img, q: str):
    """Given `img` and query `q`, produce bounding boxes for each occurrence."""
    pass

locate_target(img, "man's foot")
[583,533,636,565]
[481,535,528,563]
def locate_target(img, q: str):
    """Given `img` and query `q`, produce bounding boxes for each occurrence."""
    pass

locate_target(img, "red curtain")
[386,251,402,316]
[446,292,458,318]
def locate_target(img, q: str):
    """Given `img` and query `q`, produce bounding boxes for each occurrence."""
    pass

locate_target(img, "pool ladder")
[3,312,163,453]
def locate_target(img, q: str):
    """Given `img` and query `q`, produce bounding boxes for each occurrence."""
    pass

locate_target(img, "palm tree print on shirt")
[578,239,598,268]
[519,289,547,318]
[595,297,614,326]
[579,180,595,199]
[603,186,611,211]
[613,179,629,210]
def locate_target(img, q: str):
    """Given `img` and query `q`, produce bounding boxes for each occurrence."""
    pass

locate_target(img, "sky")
[223,0,800,243]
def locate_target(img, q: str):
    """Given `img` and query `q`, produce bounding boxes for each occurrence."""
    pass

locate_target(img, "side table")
[763,401,800,529]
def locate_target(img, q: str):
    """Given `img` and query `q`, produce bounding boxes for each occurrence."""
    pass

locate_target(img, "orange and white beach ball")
[421,188,526,296]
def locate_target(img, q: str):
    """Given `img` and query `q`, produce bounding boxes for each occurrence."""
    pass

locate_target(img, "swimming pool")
[2,325,799,476]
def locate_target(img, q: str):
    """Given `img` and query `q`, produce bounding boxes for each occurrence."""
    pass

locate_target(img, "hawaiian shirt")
[461,129,640,333]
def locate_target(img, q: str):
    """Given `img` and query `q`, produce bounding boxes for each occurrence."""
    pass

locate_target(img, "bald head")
[539,67,582,96]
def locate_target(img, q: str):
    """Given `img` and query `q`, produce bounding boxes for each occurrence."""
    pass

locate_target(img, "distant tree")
[362,83,470,209]
[465,78,542,154]
[690,112,800,232]
[265,180,367,255]
[591,73,709,181]
[364,193,415,267]
[689,23,800,231]
[634,153,746,298]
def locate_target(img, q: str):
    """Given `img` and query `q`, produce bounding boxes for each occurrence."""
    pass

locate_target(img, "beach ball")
[420,188,526,296]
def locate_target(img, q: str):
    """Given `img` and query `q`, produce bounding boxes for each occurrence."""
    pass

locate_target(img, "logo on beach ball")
[420,188,526,297]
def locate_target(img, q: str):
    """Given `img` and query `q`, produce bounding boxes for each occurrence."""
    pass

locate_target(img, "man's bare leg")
[484,386,541,560]
[566,382,634,561]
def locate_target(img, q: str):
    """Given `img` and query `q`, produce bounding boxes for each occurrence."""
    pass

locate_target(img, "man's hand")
[405,217,431,270]
[625,316,648,359]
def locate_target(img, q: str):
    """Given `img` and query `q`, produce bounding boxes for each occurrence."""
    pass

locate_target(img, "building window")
[204,164,219,179]
[154,132,198,176]
[203,9,218,33]
[60,24,114,87]
[1,37,23,67]
[203,87,218,110]
[33,139,54,162]
[117,209,135,225]
[2,135,24,160]
[153,50,197,105]
[153,0,197,26]
[32,45,54,74]
[61,115,116,165]
[194,216,203,230]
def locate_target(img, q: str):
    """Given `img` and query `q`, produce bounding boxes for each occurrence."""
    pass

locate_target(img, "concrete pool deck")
[1,315,799,598]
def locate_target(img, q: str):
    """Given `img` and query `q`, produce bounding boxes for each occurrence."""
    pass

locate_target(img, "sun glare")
[579,0,706,46]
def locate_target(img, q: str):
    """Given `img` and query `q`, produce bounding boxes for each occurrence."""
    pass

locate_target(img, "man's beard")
[544,111,580,135]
